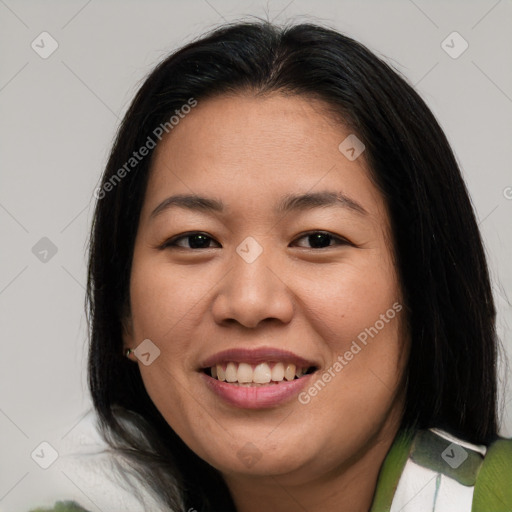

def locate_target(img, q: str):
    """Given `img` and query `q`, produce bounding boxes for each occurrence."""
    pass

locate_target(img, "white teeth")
[209,362,311,384]
[237,362,253,383]
[225,362,237,382]
[284,363,296,381]
[217,365,226,381]
[253,363,272,383]
[271,362,285,381]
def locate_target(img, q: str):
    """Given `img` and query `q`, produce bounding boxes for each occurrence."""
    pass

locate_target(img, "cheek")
[297,252,406,411]
[127,255,205,440]
[128,252,206,347]
[297,251,401,350]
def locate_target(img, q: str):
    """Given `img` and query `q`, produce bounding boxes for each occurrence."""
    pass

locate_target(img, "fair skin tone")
[123,92,409,512]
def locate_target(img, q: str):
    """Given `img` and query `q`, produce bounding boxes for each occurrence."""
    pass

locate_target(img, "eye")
[291,231,351,249]
[160,230,351,250]
[160,232,221,250]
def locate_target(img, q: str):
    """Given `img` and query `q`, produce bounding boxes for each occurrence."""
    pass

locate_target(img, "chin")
[203,439,316,479]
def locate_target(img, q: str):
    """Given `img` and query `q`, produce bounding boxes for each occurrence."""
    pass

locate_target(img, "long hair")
[86,19,499,511]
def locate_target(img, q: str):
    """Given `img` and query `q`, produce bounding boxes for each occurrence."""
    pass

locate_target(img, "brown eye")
[162,232,221,249]
[292,231,350,249]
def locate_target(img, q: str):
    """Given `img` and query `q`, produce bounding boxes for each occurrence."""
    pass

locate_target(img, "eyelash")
[159,231,352,250]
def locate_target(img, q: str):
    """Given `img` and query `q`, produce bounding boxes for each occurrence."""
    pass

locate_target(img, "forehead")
[151,92,348,172]
[143,93,385,222]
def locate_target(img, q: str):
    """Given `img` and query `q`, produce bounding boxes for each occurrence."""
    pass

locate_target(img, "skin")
[123,92,410,512]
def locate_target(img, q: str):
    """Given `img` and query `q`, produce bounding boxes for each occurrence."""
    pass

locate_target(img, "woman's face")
[123,93,409,484]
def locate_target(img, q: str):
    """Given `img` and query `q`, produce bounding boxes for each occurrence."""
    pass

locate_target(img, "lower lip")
[201,372,314,409]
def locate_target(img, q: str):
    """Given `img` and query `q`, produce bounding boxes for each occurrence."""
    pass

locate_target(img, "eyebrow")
[150,190,368,220]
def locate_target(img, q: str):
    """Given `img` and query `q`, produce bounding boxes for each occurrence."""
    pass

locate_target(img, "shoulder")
[22,408,166,512]
[372,427,512,512]
[472,433,512,511]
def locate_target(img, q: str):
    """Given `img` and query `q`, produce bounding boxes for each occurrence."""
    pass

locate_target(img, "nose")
[211,245,295,329]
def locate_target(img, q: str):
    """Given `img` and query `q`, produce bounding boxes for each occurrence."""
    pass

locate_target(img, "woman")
[34,19,511,512]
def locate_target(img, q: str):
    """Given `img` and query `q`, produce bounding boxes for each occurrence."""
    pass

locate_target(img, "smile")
[199,347,319,408]
[205,361,316,385]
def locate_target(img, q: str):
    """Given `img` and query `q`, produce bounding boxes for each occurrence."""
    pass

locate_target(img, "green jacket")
[370,427,512,511]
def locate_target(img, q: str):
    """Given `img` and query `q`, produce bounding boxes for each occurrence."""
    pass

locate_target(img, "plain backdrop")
[1,0,511,509]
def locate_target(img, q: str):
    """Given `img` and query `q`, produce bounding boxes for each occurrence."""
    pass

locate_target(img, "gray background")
[1,0,511,509]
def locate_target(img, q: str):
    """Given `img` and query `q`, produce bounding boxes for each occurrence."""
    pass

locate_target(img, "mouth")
[199,347,319,408]
[203,362,317,386]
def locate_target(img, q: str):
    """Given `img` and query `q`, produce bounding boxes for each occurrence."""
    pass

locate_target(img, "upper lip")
[199,346,318,370]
